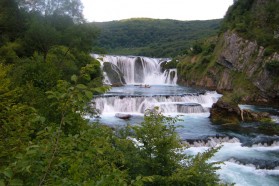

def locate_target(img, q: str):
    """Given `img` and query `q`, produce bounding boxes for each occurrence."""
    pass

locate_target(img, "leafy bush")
[201,56,211,65]
[161,59,179,69]
[192,43,203,55]
[204,43,216,55]
[264,47,275,57]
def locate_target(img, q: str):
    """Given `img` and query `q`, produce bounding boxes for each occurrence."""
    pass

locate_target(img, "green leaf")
[84,90,93,99]
[96,148,104,154]
[25,166,31,173]
[0,180,5,186]
[71,74,78,83]
[3,168,13,178]
[26,150,37,155]
[76,84,87,89]
[10,179,23,186]
[142,176,154,182]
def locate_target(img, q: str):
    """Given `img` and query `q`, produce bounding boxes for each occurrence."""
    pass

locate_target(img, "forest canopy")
[92,18,221,57]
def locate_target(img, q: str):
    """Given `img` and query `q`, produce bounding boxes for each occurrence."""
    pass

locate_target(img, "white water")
[184,142,279,186]
[93,91,220,115]
[93,54,176,85]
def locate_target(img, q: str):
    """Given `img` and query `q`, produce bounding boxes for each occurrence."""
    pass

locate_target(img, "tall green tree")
[18,0,84,23]
[24,20,60,61]
[0,0,25,43]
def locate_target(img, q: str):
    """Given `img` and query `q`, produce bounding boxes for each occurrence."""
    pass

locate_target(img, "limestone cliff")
[178,31,279,104]
[177,0,279,105]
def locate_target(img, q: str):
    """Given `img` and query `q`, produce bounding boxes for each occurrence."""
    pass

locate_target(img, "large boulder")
[210,100,242,124]
[210,100,270,124]
[103,62,126,86]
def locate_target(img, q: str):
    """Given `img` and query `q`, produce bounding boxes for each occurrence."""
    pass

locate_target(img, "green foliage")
[222,0,279,51]
[0,42,22,64]
[0,64,41,182]
[161,59,179,69]
[46,46,78,80]
[0,0,25,42]
[1,0,99,61]
[18,0,84,23]
[191,43,203,55]
[263,47,276,57]
[258,121,279,135]
[132,108,182,177]
[24,20,60,60]
[170,147,222,185]
[62,24,100,52]
[93,18,221,57]
[116,108,222,185]
[0,63,111,185]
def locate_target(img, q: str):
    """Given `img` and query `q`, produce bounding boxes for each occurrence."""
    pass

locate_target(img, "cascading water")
[93,54,176,85]
[89,54,279,186]
[93,92,219,115]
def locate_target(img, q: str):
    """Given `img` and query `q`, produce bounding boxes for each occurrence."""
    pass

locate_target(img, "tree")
[62,24,100,52]
[18,0,84,23]
[133,108,182,177]
[24,20,60,61]
[0,0,25,43]
[124,107,222,185]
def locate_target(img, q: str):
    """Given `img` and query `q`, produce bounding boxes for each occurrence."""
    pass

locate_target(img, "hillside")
[177,0,279,105]
[92,18,221,57]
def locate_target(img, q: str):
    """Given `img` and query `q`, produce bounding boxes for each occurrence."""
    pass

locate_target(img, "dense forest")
[0,0,222,185]
[92,18,221,57]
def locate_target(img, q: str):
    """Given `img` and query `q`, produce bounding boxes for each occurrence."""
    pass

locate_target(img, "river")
[90,55,279,186]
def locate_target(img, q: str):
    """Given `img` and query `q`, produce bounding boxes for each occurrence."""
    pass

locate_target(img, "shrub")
[264,47,275,57]
[192,43,203,55]
[266,60,279,75]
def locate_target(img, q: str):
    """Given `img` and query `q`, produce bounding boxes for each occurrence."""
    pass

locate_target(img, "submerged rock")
[210,100,270,124]
[115,113,131,120]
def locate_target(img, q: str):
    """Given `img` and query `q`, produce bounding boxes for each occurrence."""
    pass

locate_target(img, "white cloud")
[82,0,234,22]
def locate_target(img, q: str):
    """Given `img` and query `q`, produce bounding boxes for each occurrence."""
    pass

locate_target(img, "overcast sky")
[81,0,234,22]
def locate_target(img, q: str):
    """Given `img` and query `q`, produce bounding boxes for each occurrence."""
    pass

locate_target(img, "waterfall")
[93,92,220,114]
[89,54,279,186]
[93,54,176,85]
[164,69,178,84]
